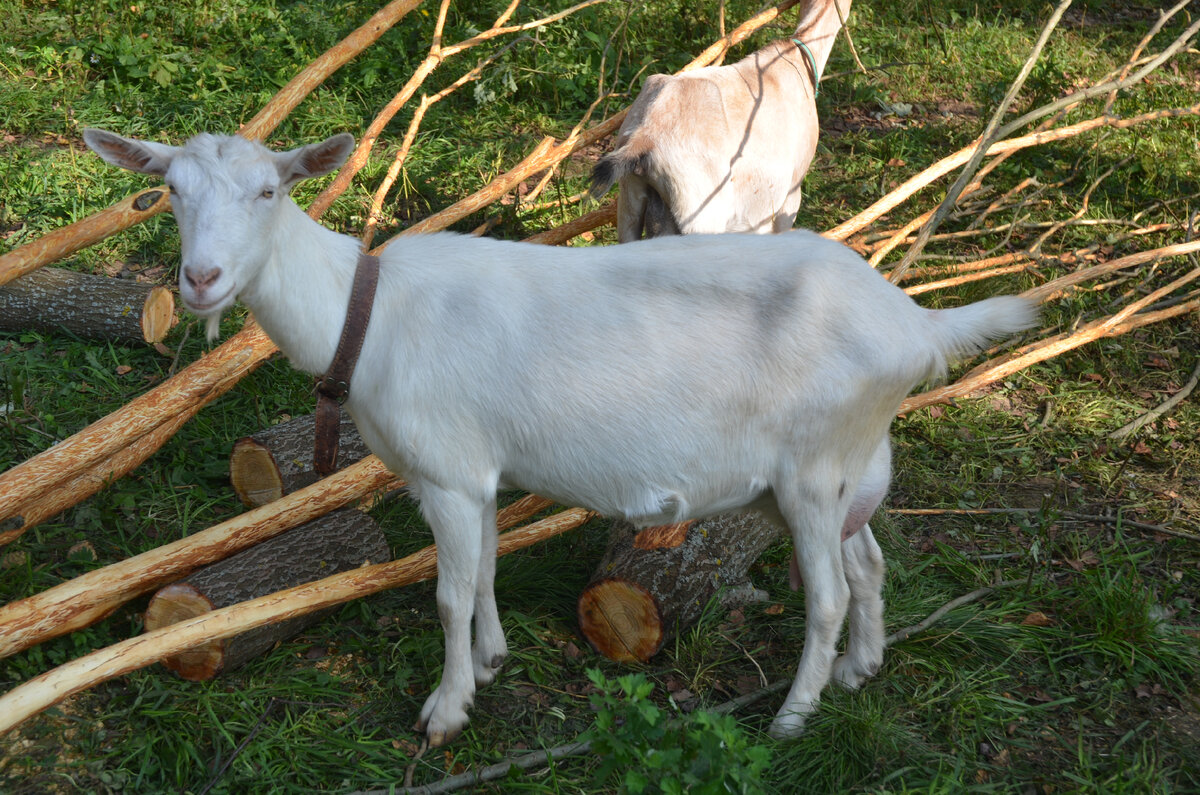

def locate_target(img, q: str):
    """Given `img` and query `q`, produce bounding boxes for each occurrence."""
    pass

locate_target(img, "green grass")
[3,0,1200,792]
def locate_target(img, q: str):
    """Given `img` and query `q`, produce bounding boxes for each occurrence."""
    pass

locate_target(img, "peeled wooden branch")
[0,456,394,660]
[1,403,196,546]
[0,188,171,288]
[0,324,278,543]
[825,103,1200,244]
[0,507,595,736]
[0,2,419,286]
[902,265,1200,413]
[144,509,391,680]
[523,202,618,246]
[0,267,176,344]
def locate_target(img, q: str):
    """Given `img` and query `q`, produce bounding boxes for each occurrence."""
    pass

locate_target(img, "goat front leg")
[472,495,507,688]
[415,484,488,746]
[769,485,850,739]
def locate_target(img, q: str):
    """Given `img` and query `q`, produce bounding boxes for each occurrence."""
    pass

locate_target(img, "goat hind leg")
[833,440,890,689]
[832,523,886,689]
[415,485,487,746]
[769,487,851,739]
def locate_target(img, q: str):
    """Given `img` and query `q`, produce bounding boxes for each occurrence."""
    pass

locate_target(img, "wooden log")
[577,513,783,663]
[0,267,176,344]
[230,413,373,507]
[0,507,596,736]
[144,509,390,680]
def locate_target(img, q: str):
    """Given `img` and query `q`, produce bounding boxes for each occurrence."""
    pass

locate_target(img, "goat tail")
[589,142,652,201]
[927,294,1039,366]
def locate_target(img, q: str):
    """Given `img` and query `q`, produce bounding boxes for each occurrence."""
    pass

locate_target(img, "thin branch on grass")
[1109,357,1200,441]
[884,580,1026,647]
[888,0,1074,283]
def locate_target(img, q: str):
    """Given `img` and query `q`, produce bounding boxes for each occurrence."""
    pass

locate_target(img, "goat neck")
[791,0,850,78]
[239,197,364,376]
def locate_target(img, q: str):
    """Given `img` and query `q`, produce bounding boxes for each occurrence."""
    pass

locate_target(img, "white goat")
[590,0,850,240]
[85,128,1036,746]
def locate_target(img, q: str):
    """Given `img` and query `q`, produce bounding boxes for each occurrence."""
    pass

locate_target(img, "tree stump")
[0,267,176,344]
[143,509,390,680]
[577,513,784,663]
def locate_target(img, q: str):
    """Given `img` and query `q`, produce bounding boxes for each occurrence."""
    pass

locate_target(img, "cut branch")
[0,1,420,285]
[0,508,595,736]
[0,324,278,543]
[0,456,395,660]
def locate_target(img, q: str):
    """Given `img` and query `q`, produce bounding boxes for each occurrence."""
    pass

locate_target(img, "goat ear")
[83,129,177,177]
[275,133,355,190]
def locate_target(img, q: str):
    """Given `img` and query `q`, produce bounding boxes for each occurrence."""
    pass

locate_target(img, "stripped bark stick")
[0,508,595,736]
[824,104,1200,244]
[902,265,1200,413]
[0,456,395,660]
[0,324,278,543]
[0,1,421,286]
[1,402,198,546]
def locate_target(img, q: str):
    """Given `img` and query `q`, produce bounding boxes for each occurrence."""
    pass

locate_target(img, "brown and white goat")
[591,0,850,240]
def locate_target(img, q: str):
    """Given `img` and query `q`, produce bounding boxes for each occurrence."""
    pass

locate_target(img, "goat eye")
[260,188,275,199]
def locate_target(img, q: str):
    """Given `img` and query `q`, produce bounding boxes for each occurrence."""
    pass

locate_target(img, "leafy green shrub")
[582,669,772,795]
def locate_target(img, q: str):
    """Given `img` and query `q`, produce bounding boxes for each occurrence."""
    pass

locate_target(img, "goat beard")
[204,314,221,342]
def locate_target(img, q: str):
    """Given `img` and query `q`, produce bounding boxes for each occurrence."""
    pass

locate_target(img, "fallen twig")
[1109,356,1200,440]
[890,0,1073,282]
[885,580,1026,647]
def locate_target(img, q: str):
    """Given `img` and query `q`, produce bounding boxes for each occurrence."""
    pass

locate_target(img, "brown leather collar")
[313,251,380,476]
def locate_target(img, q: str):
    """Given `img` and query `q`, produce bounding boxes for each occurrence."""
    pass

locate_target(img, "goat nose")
[185,266,222,290]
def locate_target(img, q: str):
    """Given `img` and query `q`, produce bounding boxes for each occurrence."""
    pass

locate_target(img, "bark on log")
[0,267,176,344]
[577,513,783,663]
[144,509,390,680]
[230,413,373,507]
